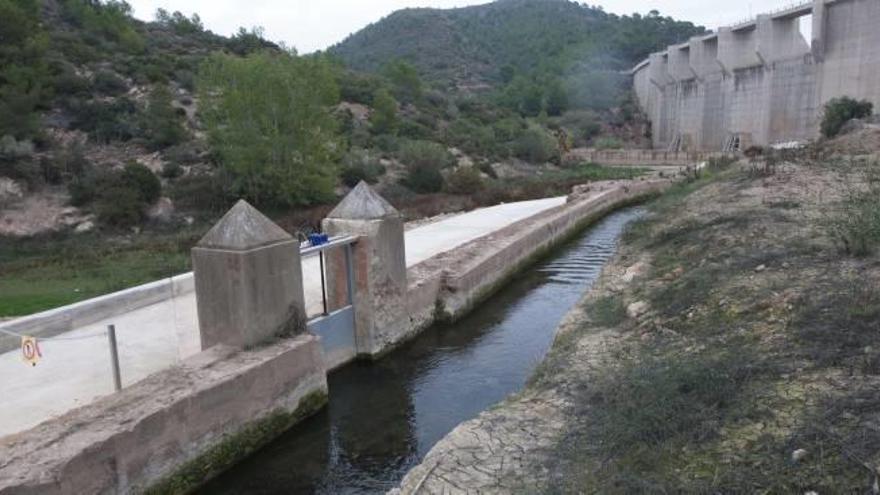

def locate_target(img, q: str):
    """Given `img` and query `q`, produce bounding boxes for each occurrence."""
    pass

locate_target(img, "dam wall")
[633,0,880,151]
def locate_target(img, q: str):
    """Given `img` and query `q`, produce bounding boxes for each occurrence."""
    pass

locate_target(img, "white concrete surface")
[0,196,565,438]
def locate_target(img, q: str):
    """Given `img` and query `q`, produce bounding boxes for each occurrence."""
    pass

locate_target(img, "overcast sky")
[127,1,808,54]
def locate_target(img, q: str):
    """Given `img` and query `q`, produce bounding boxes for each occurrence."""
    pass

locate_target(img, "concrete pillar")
[648,52,672,88]
[757,14,810,64]
[718,25,761,71]
[192,200,305,349]
[812,0,827,62]
[689,35,720,79]
[322,182,407,357]
[667,44,693,81]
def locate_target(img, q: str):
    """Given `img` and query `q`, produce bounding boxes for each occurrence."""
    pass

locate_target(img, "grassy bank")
[0,229,197,316]
[534,155,880,493]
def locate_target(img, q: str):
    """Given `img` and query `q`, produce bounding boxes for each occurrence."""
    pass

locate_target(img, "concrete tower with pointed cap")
[322,182,408,356]
[192,200,305,349]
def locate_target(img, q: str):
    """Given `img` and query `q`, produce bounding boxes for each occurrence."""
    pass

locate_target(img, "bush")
[593,136,624,150]
[93,69,127,96]
[340,149,385,187]
[142,84,187,151]
[821,97,873,138]
[445,166,484,195]
[68,97,138,143]
[824,165,880,256]
[96,184,146,227]
[121,162,161,204]
[399,140,454,193]
[69,162,160,227]
[514,126,558,164]
[160,161,183,179]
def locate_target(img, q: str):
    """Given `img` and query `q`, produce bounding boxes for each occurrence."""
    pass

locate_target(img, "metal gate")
[303,236,358,369]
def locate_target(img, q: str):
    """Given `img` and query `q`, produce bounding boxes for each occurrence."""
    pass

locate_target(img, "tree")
[143,84,186,150]
[0,0,49,139]
[383,60,423,104]
[545,79,569,116]
[370,88,398,135]
[198,51,340,207]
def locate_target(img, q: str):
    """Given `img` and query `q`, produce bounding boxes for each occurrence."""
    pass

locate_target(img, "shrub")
[593,136,623,150]
[96,184,145,227]
[558,110,602,146]
[160,161,183,179]
[821,97,873,138]
[399,140,453,193]
[514,126,558,164]
[121,162,161,204]
[142,84,187,151]
[93,69,127,96]
[340,149,385,187]
[445,166,484,195]
[68,97,138,143]
[824,165,880,256]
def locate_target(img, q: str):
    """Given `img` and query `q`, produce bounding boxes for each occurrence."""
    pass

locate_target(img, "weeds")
[823,165,880,256]
[586,295,627,327]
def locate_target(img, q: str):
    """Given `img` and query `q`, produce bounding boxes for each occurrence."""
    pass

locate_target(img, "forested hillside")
[330,0,704,91]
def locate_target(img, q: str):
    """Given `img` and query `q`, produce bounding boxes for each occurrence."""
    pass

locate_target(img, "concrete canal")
[198,206,646,494]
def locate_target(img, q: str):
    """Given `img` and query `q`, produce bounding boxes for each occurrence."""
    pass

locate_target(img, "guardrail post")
[107,324,122,393]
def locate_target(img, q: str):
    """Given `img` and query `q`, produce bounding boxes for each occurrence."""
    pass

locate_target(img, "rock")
[792,448,809,463]
[627,301,649,319]
[0,177,24,205]
[147,197,175,222]
[74,220,94,234]
[755,264,767,272]
[184,216,195,226]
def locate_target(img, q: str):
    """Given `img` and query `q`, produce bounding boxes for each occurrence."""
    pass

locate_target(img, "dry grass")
[535,155,880,493]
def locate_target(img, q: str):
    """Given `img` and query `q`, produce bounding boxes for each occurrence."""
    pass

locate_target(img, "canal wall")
[401,179,670,351]
[0,335,327,495]
[633,0,880,151]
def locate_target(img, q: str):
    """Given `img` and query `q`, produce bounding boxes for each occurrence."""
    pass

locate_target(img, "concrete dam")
[633,0,880,152]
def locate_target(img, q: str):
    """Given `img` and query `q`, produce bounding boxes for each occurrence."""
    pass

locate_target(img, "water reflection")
[198,207,644,494]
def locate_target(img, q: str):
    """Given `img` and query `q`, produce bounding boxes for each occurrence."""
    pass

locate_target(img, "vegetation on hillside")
[0,0,691,312]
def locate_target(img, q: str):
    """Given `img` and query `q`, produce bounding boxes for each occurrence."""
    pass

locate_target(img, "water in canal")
[199,206,645,494]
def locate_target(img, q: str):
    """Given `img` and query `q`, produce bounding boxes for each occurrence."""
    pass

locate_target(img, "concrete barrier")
[400,179,670,351]
[0,334,327,495]
[0,273,194,353]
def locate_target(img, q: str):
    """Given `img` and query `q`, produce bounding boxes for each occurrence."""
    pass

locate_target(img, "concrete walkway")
[0,196,565,438]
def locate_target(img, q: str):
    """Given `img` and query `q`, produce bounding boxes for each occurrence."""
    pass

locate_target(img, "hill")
[329,0,705,90]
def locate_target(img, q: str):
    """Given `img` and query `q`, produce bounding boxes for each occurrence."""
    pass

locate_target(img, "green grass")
[0,231,196,316]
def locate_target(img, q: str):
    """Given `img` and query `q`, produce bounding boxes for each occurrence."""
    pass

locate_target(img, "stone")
[192,200,305,349]
[74,220,95,234]
[0,177,23,205]
[755,264,767,272]
[147,197,175,222]
[327,181,398,220]
[198,200,292,250]
[627,301,649,319]
[792,448,809,463]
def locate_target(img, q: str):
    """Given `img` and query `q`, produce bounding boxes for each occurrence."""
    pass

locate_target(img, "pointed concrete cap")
[197,199,292,250]
[327,181,399,220]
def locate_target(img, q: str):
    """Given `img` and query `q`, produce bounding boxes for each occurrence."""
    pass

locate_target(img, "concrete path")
[0,196,566,438]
